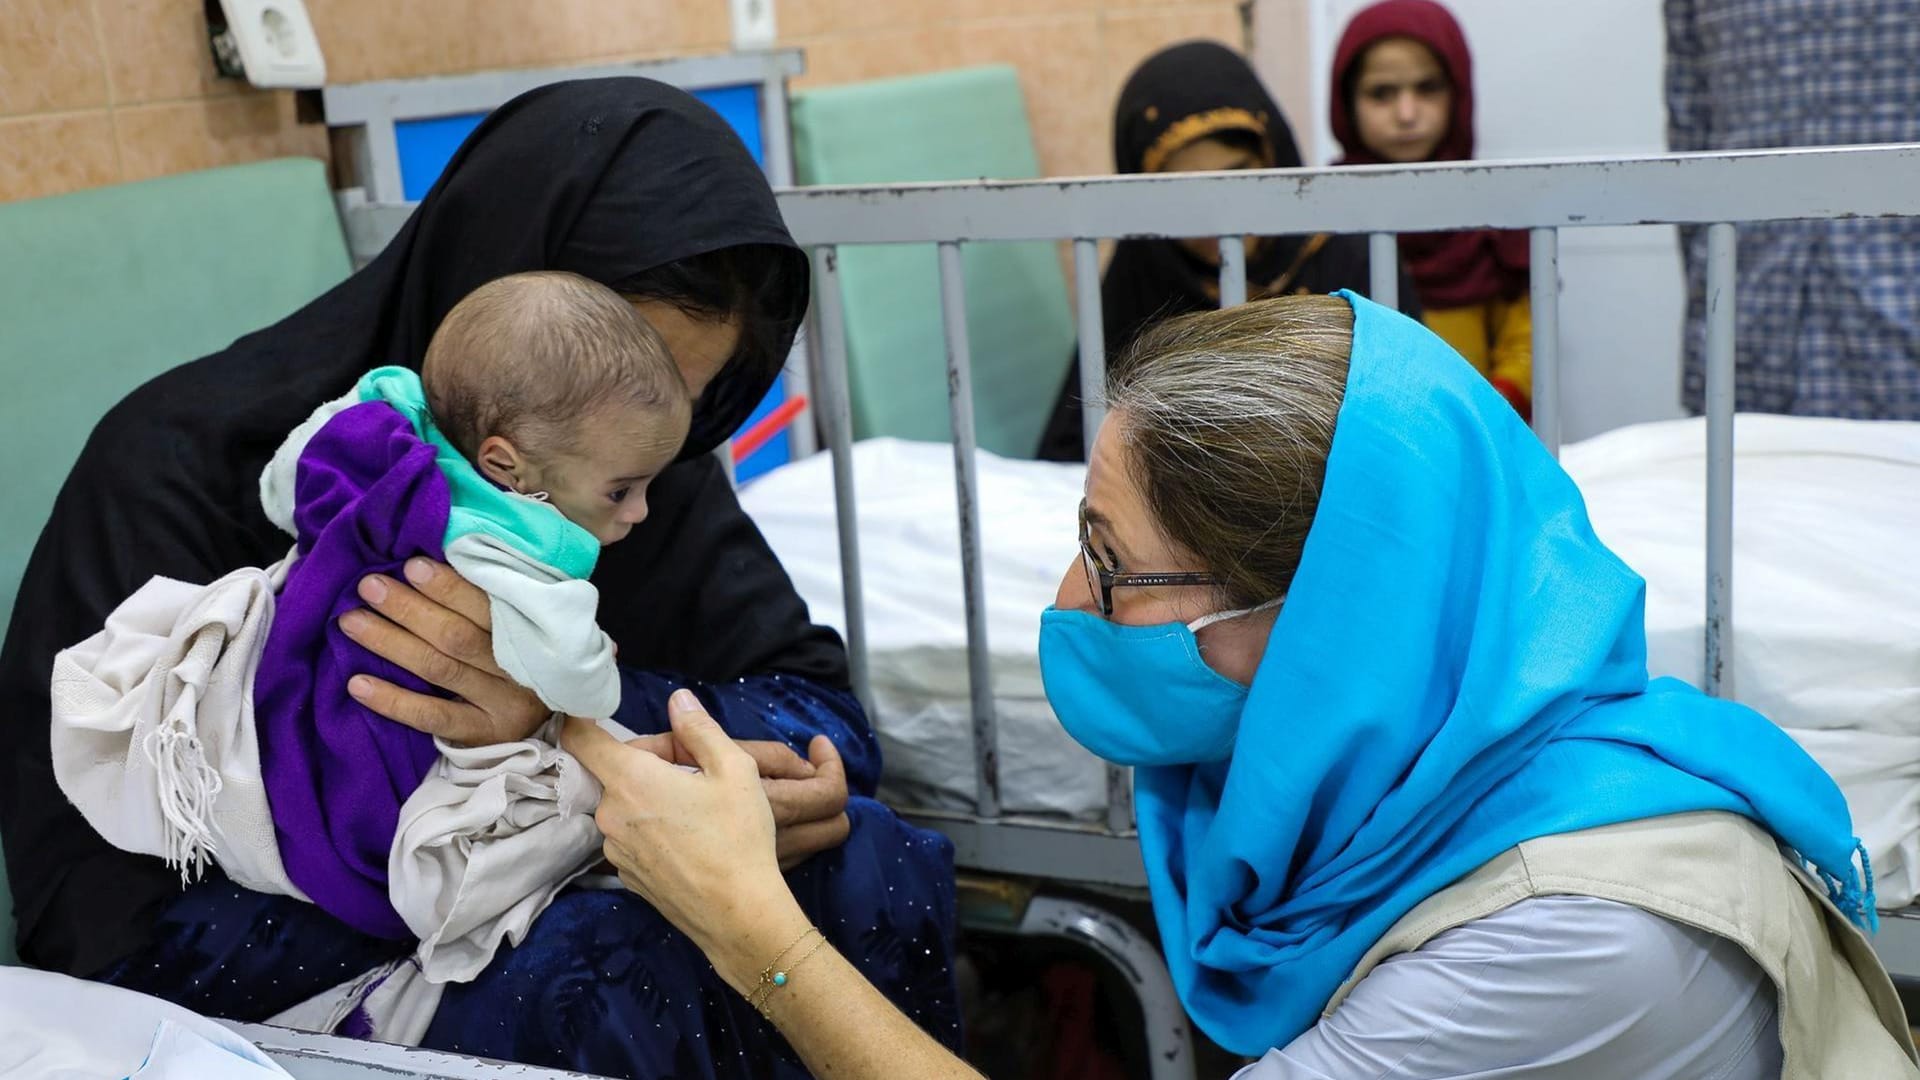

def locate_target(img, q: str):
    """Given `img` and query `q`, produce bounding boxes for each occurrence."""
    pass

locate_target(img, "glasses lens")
[1081,546,1106,615]
[1078,501,1111,616]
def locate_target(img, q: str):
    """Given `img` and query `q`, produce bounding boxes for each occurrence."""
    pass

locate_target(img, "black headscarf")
[1035,42,1418,462]
[1110,40,1314,304]
[0,78,843,975]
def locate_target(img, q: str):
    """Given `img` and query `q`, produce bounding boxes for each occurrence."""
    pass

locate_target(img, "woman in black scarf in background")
[1036,40,1420,461]
[0,79,959,1078]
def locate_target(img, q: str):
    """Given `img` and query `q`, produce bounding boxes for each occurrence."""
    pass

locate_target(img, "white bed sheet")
[0,966,292,1078]
[741,439,1103,819]
[1564,415,1920,905]
[740,419,1920,902]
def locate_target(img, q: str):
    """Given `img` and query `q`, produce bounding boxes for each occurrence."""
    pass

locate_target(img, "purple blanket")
[255,402,447,938]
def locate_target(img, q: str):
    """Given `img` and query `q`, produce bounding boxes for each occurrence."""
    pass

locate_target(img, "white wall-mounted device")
[730,0,778,51]
[206,0,327,90]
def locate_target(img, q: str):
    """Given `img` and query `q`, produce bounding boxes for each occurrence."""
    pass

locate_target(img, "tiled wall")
[2,0,1248,203]
[0,0,327,201]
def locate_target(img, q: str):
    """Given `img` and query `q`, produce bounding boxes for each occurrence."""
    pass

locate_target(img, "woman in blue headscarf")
[567,293,1917,1078]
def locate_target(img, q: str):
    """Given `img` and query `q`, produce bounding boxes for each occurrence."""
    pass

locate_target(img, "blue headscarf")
[1134,291,1873,1056]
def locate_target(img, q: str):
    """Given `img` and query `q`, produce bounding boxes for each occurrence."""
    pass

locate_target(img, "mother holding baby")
[0,79,959,1078]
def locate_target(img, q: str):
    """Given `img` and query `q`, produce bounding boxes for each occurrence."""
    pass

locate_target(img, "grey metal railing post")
[1703,222,1737,699]
[1217,236,1247,308]
[1074,238,1108,460]
[810,247,871,711]
[936,241,1002,818]
[1530,228,1562,455]
[1071,239,1133,832]
[1368,232,1398,310]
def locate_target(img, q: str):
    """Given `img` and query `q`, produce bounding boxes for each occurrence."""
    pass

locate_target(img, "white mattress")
[1564,415,1920,905]
[740,419,1920,903]
[740,439,1103,820]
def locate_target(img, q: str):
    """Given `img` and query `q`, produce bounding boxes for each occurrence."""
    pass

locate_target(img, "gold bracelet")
[749,931,829,1014]
[747,926,819,1008]
[759,927,816,977]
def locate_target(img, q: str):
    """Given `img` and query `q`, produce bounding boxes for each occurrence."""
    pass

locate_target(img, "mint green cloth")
[0,157,350,966]
[790,65,1076,458]
[356,368,600,581]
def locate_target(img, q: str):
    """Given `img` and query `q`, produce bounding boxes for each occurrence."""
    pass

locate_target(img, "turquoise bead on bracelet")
[750,927,826,1014]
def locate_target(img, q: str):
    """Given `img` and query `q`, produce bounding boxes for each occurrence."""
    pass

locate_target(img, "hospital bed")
[4,143,1911,1078]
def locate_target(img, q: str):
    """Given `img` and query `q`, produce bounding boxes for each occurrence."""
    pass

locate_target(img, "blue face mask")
[1038,599,1281,767]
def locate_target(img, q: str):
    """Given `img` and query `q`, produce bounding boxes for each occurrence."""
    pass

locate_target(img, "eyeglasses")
[1079,499,1219,617]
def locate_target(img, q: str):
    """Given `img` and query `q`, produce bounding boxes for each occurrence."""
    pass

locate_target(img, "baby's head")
[423,271,691,546]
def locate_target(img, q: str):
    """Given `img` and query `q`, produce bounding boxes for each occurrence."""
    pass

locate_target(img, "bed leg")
[959,876,1197,1080]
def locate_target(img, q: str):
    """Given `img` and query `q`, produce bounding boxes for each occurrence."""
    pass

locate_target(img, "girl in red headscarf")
[1332,0,1533,419]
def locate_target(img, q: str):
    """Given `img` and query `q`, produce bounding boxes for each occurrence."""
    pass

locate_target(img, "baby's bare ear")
[474,434,526,487]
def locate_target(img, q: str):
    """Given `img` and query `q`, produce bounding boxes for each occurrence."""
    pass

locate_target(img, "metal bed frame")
[323,144,1920,1080]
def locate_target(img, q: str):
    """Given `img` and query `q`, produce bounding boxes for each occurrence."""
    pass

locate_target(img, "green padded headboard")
[0,157,349,963]
[791,65,1075,458]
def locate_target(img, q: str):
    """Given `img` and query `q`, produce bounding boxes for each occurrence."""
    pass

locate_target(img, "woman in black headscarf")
[0,79,960,1077]
[1035,40,1419,462]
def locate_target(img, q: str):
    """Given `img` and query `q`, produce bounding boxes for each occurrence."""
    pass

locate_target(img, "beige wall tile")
[945,0,1102,22]
[0,0,112,115]
[465,0,731,72]
[93,0,246,105]
[304,0,477,82]
[773,0,830,43]
[465,0,591,70]
[1101,5,1248,108]
[1100,0,1231,11]
[792,26,946,87]
[781,0,1100,46]
[780,0,950,42]
[676,0,732,51]
[115,91,326,182]
[980,15,1108,178]
[0,110,119,200]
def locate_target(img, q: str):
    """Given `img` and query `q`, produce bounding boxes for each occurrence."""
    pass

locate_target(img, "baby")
[423,270,691,549]
[55,271,690,972]
[257,270,688,730]
[246,270,690,939]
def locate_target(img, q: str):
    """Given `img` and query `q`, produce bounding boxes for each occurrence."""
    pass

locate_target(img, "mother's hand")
[339,557,549,745]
